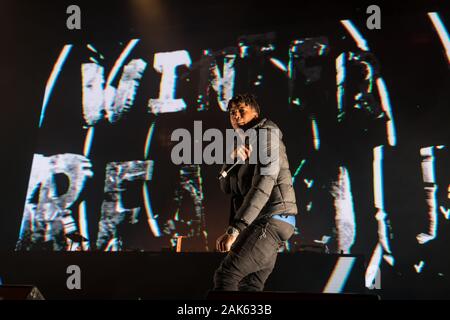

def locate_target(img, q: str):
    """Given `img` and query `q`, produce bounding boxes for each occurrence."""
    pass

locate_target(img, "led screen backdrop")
[2,1,449,292]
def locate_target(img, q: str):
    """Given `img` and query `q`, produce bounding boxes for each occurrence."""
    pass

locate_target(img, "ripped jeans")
[213,216,295,291]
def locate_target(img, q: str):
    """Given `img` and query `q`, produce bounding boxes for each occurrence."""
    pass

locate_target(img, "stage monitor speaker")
[207,291,379,301]
[0,285,45,300]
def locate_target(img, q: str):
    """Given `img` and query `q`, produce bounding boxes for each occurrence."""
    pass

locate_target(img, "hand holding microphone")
[231,144,253,162]
[218,143,253,179]
[218,116,260,180]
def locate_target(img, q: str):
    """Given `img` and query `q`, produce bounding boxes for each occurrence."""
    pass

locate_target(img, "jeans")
[213,216,295,291]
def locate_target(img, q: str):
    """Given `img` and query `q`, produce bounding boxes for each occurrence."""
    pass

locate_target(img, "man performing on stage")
[213,93,298,291]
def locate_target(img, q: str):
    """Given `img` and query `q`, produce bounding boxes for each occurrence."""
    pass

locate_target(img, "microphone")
[218,159,242,180]
[217,118,263,180]
[218,139,254,180]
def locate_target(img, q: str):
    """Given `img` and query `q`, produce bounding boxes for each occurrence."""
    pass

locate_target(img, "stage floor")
[0,252,366,299]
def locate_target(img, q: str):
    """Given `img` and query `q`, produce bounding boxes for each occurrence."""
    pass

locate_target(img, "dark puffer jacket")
[219,118,298,231]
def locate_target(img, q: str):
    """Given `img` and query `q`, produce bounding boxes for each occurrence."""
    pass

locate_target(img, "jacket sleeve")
[232,128,281,231]
[219,164,232,194]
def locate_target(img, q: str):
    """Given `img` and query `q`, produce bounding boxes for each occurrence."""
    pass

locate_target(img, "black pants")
[213,217,295,291]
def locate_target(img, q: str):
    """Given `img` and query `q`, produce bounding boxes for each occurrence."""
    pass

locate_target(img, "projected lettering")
[15,14,450,291]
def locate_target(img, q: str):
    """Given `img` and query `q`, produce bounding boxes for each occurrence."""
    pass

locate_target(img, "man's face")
[229,103,259,129]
